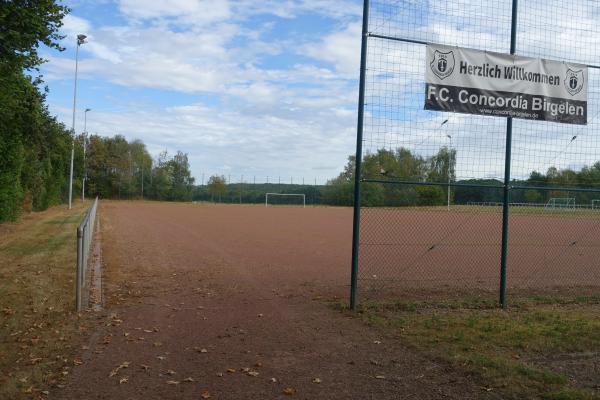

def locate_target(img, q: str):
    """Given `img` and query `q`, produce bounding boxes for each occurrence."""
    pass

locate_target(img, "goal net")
[265,193,306,207]
[545,198,575,209]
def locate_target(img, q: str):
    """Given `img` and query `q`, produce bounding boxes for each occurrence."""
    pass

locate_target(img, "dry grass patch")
[0,204,91,399]
[342,297,600,400]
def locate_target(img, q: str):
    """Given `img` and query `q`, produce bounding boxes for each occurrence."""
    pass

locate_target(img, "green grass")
[342,298,600,399]
[0,204,91,399]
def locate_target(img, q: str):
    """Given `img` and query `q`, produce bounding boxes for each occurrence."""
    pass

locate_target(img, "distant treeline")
[84,135,195,202]
[196,148,600,207]
[194,182,322,205]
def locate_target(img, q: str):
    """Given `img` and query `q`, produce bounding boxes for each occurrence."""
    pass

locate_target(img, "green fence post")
[500,0,519,309]
[350,0,370,311]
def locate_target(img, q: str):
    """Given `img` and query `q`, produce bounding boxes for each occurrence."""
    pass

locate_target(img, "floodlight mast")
[82,108,91,202]
[68,34,87,209]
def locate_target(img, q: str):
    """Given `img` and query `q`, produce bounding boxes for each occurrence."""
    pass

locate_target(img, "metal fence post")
[76,227,83,311]
[499,0,519,309]
[350,0,370,311]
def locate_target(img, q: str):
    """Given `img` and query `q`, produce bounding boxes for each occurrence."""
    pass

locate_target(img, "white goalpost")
[265,193,306,208]
[545,197,575,209]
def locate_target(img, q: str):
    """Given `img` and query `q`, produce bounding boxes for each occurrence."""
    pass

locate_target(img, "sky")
[41,0,364,185]
[40,0,600,184]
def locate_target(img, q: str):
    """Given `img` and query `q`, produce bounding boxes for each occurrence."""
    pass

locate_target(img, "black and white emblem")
[565,69,584,96]
[430,50,455,80]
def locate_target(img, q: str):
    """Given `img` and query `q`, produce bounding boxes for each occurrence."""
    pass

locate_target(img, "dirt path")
[55,202,492,399]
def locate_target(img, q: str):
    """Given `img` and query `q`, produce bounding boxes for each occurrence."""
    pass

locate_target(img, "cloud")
[118,0,231,25]
[61,14,92,39]
[303,22,361,76]
[234,0,362,19]
[52,100,357,183]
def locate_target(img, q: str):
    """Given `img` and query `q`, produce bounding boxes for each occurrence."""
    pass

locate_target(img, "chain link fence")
[351,0,600,306]
[76,197,98,311]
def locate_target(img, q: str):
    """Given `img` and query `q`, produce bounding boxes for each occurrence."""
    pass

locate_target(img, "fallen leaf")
[216,372,223,377]
[375,375,385,380]
[283,387,297,396]
[242,367,250,372]
[373,340,382,344]
[312,378,322,384]
[153,342,162,347]
[201,390,211,399]
[166,380,180,385]
[140,364,150,371]
[226,368,236,373]
[119,377,128,384]
[157,356,166,361]
[270,378,277,383]
[166,369,176,375]
[183,377,194,382]
[257,313,263,317]
[247,371,259,377]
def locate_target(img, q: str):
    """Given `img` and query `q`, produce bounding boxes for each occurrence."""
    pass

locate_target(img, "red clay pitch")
[56,202,503,400]
[55,201,599,399]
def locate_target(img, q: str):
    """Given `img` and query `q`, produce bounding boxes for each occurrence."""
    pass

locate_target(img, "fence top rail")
[265,193,305,196]
[365,33,600,70]
[78,197,99,232]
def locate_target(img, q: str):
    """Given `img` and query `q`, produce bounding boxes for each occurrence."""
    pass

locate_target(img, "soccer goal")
[592,199,600,209]
[545,197,575,209]
[265,193,306,208]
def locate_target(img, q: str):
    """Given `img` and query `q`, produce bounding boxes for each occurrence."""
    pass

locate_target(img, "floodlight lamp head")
[77,34,87,45]
[85,108,91,112]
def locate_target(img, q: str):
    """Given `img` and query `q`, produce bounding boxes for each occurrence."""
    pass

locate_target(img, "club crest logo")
[564,69,584,96]
[430,50,455,80]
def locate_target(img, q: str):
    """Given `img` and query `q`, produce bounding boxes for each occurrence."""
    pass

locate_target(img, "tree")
[207,175,226,202]
[0,0,71,221]
[0,1,69,71]
[167,151,195,201]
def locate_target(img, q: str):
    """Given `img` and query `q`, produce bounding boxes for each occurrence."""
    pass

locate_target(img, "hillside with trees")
[316,147,600,207]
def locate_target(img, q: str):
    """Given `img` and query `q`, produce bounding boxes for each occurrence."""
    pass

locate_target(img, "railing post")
[76,226,83,311]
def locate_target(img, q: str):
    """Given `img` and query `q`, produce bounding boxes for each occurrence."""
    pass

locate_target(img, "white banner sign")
[424,44,588,124]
